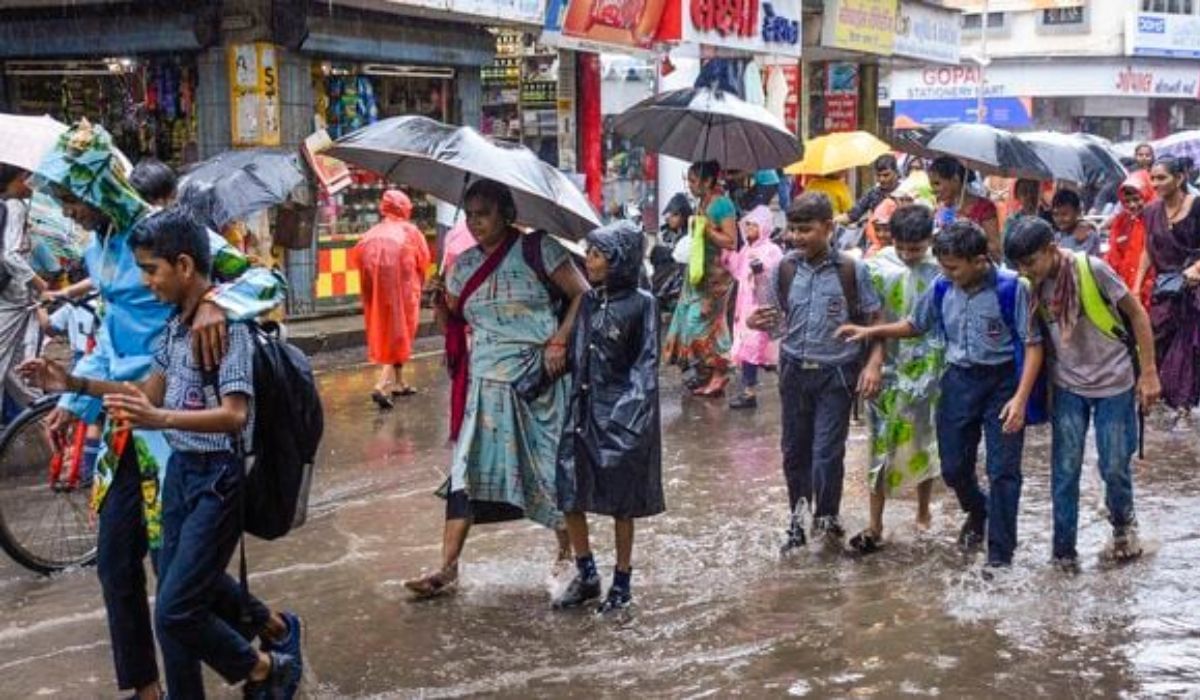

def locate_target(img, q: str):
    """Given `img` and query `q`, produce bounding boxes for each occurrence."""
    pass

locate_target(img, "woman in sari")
[1135,157,1200,418]
[663,160,738,397]
[405,179,588,598]
[0,165,46,417]
[1107,171,1155,308]
[929,156,1001,261]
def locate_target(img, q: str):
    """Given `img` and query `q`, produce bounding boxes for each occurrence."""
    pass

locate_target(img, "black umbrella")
[1018,132,1126,187]
[177,148,309,229]
[326,116,599,240]
[895,124,1054,180]
[612,86,802,172]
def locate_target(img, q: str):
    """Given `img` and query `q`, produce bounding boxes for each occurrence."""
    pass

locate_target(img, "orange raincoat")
[1106,170,1156,308]
[353,190,431,365]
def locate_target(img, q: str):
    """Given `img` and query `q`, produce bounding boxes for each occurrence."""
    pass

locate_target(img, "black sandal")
[848,530,883,555]
[391,385,418,397]
[371,391,394,410]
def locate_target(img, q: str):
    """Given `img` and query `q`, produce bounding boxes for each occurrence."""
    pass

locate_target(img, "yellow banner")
[823,0,898,57]
[229,43,282,147]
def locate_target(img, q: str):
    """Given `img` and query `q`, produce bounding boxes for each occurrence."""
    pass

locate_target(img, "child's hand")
[858,361,883,399]
[999,397,1027,434]
[103,385,165,430]
[1137,371,1162,411]
[747,307,780,331]
[836,324,871,343]
[18,358,68,392]
[544,340,568,378]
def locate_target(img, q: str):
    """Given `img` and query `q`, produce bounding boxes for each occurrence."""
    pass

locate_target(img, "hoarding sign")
[893,0,960,65]
[891,59,1200,100]
[1127,12,1200,60]
[683,0,803,57]
[229,43,281,147]
[822,0,898,57]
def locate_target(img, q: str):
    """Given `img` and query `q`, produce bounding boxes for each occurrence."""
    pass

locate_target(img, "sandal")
[371,391,394,410]
[391,385,419,397]
[848,529,883,555]
[403,568,458,599]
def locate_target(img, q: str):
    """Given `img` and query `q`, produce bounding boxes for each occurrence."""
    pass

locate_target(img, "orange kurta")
[1106,171,1156,309]
[353,190,431,365]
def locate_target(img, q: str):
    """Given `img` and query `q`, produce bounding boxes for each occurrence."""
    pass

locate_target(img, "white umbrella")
[0,113,131,174]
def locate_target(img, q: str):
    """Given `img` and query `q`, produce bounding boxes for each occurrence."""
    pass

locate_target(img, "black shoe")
[957,513,986,551]
[370,391,394,410]
[261,611,303,699]
[1052,556,1081,575]
[243,651,301,700]
[552,574,602,610]
[980,561,1011,581]
[596,587,632,615]
[780,518,807,556]
[728,393,758,410]
[812,516,846,541]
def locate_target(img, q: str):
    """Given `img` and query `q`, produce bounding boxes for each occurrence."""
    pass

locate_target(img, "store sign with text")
[891,60,1200,100]
[1126,12,1200,61]
[683,0,803,57]
[892,0,960,65]
[381,0,547,23]
[824,63,859,132]
[821,0,897,57]
[228,43,280,147]
[544,0,671,54]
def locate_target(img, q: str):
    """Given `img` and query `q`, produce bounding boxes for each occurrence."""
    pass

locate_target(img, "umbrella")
[784,131,891,176]
[895,123,1054,180]
[0,113,132,174]
[176,148,309,230]
[612,87,802,172]
[1018,131,1126,187]
[1152,129,1200,163]
[326,116,600,240]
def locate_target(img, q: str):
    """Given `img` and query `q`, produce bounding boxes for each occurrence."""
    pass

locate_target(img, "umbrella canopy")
[326,116,600,240]
[1152,129,1200,163]
[1018,131,1126,187]
[612,87,802,172]
[895,123,1054,180]
[0,113,132,174]
[177,148,309,230]
[785,131,891,176]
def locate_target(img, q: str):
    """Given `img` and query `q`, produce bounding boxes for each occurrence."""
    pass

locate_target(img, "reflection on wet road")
[2,349,1199,697]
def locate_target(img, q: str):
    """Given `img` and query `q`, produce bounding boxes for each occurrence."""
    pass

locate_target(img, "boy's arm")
[104,390,248,434]
[1117,293,1162,410]
[837,318,920,342]
[1000,342,1043,434]
[857,309,887,398]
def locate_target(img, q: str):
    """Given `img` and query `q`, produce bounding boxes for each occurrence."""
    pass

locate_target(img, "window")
[1043,7,1085,25]
[1142,0,1196,13]
[962,12,1005,30]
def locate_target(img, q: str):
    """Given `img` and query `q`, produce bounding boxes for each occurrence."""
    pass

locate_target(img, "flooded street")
[2,348,1200,698]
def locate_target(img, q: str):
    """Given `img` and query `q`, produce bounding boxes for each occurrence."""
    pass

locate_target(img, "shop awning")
[302,15,494,67]
[0,13,202,58]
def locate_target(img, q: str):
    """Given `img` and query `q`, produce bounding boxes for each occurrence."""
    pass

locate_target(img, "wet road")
[3,345,1200,698]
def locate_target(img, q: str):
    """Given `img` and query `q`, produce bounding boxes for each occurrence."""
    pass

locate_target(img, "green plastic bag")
[688,214,708,287]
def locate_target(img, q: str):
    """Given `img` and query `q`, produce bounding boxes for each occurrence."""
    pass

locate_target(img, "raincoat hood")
[740,205,775,247]
[662,192,693,219]
[380,189,413,220]
[32,119,148,233]
[1119,170,1155,207]
[586,221,644,292]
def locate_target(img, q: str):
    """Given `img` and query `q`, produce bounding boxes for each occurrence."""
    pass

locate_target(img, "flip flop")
[391,386,418,397]
[848,530,883,555]
[403,570,458,600]
[371,391,394,410]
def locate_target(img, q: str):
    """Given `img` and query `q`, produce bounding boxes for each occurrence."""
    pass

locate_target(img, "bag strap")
[933,276,951,339]
[521,230,567,308]
[776,256,797,313]
[835,252,861,324]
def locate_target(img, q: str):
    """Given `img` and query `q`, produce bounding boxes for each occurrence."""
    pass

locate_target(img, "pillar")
[578,52,602,209]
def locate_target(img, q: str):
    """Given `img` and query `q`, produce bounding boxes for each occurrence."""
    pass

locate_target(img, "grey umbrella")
[1018,132,1126,187]
[177,148,309,229]
[895,123,1054,180]
[612,87,802,172]
[326,116,600,240]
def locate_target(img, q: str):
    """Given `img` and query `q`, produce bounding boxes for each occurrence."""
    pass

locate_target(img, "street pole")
[977,0,989,124]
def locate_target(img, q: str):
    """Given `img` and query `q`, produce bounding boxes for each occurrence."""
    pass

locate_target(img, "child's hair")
[688,160,721,184]
[890,204,934,243]
[0,164,27,191]
[873,154,899,173]
[128,207,213,275]
[932,220,989,260]
[1051,189,1081,212]
[1004,216,1055,262]
[928,156,968,183]
[787,192,833,224]
[129,158,177,203]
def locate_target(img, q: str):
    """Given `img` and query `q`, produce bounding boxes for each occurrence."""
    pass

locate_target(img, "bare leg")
[867,488,886,537]
[614,518,634,571]
[916,480,934,531]
[564,512,591,558]
[374,363,396,393]
[394,363,409,392]
[441,517,471,574]
[135,683,163,700]
[555,527,573,561]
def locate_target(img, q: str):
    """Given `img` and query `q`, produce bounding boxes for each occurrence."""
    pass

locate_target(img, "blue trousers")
[779,357,858,518]
[936,363,1025,565]
[96,445,157,691]
[1050,388,1138,559]
[156,451,269,699]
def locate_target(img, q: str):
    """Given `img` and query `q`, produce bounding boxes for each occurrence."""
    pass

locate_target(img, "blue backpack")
[932,270,1049,426]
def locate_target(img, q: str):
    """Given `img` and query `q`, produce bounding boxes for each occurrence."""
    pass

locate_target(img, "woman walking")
[928,156,1001,261]
[0,165,46,419]
[354,189,431,409]
[663,160,738,397]
[1135,156,1200,421]
[405,179,588,598]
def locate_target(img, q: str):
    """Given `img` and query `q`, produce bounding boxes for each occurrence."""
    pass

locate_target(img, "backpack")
[522,229,578,321]
[932,269,1049,426]
[775,251,864,323]
[1075,253,1140,375]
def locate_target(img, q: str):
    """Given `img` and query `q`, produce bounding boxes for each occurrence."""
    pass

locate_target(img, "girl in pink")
[723,205,783,409]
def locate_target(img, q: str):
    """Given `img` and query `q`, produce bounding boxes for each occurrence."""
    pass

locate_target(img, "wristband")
[547,340,567,348]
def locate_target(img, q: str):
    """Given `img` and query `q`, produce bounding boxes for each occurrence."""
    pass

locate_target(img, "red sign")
[824,94,859,133]
[690,0,759,38]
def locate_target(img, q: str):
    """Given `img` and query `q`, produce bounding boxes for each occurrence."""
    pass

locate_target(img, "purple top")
[1146,196,1200,272]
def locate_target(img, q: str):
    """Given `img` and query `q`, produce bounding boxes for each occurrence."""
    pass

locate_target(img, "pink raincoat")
[353,190,431,365]
[723,205,783,366]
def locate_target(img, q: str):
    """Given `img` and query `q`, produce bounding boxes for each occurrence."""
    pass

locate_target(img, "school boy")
[748,193,884,554]
[22,209,302,699]
[838,221,1044,571]
[1051,189,1101,256]
[1005,217,1159,570]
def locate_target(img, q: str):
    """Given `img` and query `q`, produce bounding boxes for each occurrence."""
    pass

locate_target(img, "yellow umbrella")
[785,131,892,176]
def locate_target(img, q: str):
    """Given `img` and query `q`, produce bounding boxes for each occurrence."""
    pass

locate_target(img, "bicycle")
[0,293,101,574]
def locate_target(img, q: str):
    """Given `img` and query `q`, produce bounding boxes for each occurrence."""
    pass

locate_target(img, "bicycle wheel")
[0,395,98,574]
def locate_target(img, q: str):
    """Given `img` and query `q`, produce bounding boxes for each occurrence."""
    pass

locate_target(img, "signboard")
[939,0,1084,10]
[824,62,859,132]
[821,0,898,56]
[557,0,672,51]
[1127,12,1200,60]
[893,97,1034,129]
[681,0,802,57]
[448,0,546,24]
[229,43,280,147]
[891,59,1200,101]
[893,0,961,65]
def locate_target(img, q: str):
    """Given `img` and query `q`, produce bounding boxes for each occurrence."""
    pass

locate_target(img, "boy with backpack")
[838,221,1044,572]
[747,193,884,554]
[21,209,303,699]
[1005,217,1160,570]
